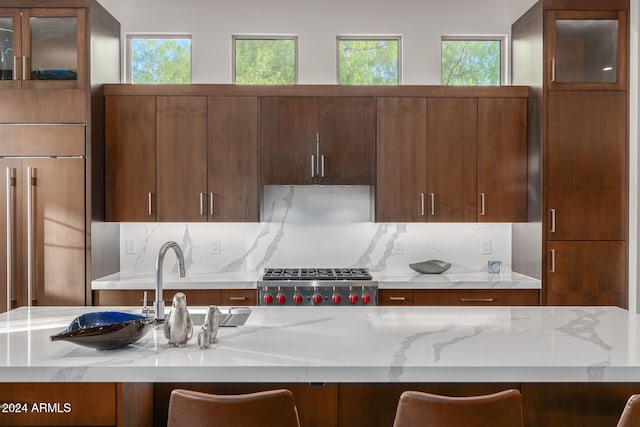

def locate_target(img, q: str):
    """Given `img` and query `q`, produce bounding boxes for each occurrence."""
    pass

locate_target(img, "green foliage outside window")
[338,39,399,85]
[441,40,501,85]
[130,38,191,84]
[234,39,296,84]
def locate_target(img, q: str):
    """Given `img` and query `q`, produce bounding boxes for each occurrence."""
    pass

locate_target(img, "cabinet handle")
[13,56,17,81]
[199,192,206,216]
[551,58,556,82]
[26,167,35,306]
[430,193,435,216]
[460,298,495,303]
[321,155,325,178]
[550,248,556,273]
[550,208,556,233]
[148,192,153,216]
[6,168,15,312]
[389,296,406,301]
[228,296,247,301]
[22,56,26,81]
[480,193,486,216]
[209,192,214,216]
[311,155,315,178]
[420,193,425,216]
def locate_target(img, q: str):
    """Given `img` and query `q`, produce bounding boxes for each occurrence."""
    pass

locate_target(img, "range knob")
[263,293,274,305]
[293,293,303,305]
[362,293,372,305]
[349,293,359,304]
[312,293,323,305]
[332,293,342,304]
[277,293,286,304]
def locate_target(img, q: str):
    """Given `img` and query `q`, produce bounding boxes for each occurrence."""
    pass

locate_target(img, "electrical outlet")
[211,240,221,255]
[481,240,492,255]
[392,241,404,255]
[125,240,137,254]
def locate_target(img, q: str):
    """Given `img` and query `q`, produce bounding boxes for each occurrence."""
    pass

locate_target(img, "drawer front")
[379,290,414,306]
[0,383,116,426]
[93,289,224,306]
[221,289,256,306]
[413,289,540,306]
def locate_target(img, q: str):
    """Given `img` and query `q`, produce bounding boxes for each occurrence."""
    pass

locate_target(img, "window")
[337,36,401,85]
[441,36,506,85]
[127,35,191,84]
[233,36,297,84]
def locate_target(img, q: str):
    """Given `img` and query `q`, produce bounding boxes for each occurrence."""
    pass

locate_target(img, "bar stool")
[392,389,523,427]
[617,394,640,427]
[167,388,301,427]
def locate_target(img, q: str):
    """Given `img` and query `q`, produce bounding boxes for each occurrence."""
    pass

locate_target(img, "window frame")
[440,34,509,86]
[125,33,193,84]
[336,35,402,85]
[232,34,299,84]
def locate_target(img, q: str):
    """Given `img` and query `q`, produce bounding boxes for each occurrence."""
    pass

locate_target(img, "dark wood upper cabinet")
[208,97,259,222]
[426,98,477,222]
[318,97,375,185]
[376,97,427,222]
[546,91,627,241]
[477,98,528,222]
[260,97,317,185]
[260,96,375,185]
[105,95,156,222]
[547,9,627,90]
[156,96,207,222]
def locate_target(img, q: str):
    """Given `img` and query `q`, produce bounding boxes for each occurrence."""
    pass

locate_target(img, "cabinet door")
[105,95,156,221]
[477,98,528,222]
[413,289,539,306]
[378,289,414,306]
[21,8,85,89]
[0,159,23,313]
[376,97,427,222]
[208,97,259,222]
[0,9,21,88]
[156,96,207,222]
[547,91,626,240]
[547,10,627,90]
[546,241,626,307]
[27,157,85,306]
[260,97,317,185]
[318,97,375,185]
[426,98,477,222]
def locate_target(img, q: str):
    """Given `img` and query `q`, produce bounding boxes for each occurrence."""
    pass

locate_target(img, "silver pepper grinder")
[198,305,222,350]
[164,292,193,347]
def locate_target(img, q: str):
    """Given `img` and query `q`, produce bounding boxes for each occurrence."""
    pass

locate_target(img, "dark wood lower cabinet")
[92,289,256,307]
[379,289,540,306]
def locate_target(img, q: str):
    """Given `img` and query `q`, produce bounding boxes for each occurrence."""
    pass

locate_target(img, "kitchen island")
[1,305,638,426]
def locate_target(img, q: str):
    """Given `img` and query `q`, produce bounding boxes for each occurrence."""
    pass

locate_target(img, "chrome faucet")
[154,241,186,320]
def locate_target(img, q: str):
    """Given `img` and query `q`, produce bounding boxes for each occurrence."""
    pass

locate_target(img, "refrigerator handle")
[6,167,15,312]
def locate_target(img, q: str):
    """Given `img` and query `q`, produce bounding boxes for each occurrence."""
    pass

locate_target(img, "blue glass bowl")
[50,312,161,350]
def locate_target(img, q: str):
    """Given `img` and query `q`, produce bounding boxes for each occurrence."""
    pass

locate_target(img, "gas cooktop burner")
[262,267,372,281]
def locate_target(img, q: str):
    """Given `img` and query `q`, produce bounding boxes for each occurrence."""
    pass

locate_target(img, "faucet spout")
[154,241,186,320]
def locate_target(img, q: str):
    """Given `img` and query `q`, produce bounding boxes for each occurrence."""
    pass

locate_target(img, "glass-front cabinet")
[0,8,84,89]
[547,10,627,90]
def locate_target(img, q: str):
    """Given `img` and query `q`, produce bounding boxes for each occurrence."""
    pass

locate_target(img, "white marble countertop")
[0,305,635,383]
[91,271,541,290]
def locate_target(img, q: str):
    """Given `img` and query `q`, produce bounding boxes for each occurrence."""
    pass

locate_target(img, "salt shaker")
[164,292,193,347]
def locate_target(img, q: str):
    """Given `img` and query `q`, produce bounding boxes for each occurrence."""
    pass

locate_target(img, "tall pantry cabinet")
[0,1,120,313]
[512,0,629,306]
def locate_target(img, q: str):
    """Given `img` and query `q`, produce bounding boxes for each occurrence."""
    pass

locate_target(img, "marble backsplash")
[119,186,512,275]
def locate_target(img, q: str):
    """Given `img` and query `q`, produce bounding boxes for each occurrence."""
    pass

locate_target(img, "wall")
[120,187,512,275]
[97,0,534,84]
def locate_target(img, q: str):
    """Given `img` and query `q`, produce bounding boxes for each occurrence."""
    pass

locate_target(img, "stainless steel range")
[257,268,377,306]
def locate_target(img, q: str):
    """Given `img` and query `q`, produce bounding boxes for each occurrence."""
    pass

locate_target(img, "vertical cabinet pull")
[550,249,556,273]
[26,167,35,306]
[420,193,425,216]
[209,193,214,216]
[430,193,435,216]
[550,208,556,233]
[480,193,486,216]
[310,155,315,178]
[550,58,556,82]
[320,155,325,178]
[22,56,26,81]
[148,192,153,216]
[6,168,14,312]
[199,193,206,216]
[13,56,17,81]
